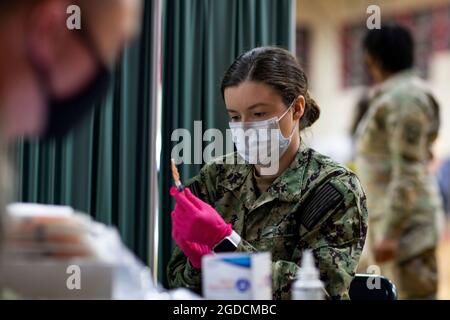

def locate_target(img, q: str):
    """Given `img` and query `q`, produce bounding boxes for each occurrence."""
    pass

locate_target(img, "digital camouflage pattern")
[355,70,443,298]
[167,144,368,300]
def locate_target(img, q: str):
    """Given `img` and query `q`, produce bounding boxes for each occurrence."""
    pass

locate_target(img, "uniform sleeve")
[166,245,202,293]
[381,100,430,239]
[237,175,368,300]
[166,162,219,291]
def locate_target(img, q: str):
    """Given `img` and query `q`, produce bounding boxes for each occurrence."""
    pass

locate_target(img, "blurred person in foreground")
[355,23,444,299]
[0,0,141,282]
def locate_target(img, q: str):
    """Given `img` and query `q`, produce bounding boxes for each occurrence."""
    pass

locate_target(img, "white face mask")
[229,101,298,167]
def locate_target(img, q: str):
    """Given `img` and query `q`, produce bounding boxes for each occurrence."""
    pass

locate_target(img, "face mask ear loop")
[278,98,300,139]
[278,104,293,122]
[278,94,303,122]
[288,117,299,137]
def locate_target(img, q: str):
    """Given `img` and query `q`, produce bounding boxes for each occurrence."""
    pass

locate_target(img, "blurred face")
[224,81,305,140]
[0,0,141,140]
[86,0,142,66]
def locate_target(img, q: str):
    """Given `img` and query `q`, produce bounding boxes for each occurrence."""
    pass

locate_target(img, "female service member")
[167,47,368,300]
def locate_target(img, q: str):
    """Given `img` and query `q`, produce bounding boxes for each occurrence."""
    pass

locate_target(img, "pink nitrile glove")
[171,216,210,269]
[170,186,232,248]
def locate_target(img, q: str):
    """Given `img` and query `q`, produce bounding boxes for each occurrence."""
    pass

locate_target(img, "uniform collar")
[218,143,310,205]
[217,153,253,193]
[267,143,310,202]
[370,69,417,99]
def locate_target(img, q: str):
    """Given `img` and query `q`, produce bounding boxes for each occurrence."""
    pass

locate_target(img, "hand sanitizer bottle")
[292,250,325,300]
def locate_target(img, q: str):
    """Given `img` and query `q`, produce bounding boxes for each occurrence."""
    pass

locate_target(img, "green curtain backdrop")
[14,2,154,262]
[160,0,294,286]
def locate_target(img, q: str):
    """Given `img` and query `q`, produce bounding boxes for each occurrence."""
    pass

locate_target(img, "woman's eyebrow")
[227,103,270,113]
[247,103,270,110]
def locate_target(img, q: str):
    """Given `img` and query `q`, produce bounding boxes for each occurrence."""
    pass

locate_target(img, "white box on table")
[0,258,114,299]
[202,252,272,300]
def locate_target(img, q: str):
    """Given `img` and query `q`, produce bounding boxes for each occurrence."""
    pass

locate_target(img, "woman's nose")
[239,115,250,123]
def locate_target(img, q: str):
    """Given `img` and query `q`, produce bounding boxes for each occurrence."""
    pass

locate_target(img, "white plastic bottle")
[292,250,325,300]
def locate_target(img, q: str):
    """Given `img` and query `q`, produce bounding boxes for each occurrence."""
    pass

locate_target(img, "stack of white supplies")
[4,203,96,260]
[0,203,154,299]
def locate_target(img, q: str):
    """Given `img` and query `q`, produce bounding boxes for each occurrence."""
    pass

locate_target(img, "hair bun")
[300,91,321,130]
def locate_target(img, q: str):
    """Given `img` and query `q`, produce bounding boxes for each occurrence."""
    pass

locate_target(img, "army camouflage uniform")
[167,144,368,300]
[355,70,443,299]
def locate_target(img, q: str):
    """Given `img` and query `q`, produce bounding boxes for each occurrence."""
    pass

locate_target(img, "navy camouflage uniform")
[168,144,368,299]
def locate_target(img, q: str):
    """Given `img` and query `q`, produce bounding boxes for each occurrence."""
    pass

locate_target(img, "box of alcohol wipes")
[202,252,272,300]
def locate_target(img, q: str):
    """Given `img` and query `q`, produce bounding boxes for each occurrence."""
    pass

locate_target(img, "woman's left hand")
[170,187,232,248]
[171,220,210,269]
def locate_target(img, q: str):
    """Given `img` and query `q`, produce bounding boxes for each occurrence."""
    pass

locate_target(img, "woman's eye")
[230,115,241,122]
[254,112,267,118]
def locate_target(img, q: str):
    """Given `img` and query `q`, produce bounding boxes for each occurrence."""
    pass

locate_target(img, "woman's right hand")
[170,187,232,248]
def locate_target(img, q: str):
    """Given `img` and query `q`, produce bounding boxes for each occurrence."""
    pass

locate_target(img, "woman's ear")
[293,95,305,121]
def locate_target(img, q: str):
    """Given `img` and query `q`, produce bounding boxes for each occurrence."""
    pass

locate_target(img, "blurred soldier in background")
[0,0,141,273]
[437,159,450,216]
[355,24,444,299]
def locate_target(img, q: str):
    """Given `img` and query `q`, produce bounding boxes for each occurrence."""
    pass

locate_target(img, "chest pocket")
[254,208,299,261]
[251,180,345,259]
[259,218,297,238]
